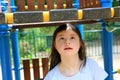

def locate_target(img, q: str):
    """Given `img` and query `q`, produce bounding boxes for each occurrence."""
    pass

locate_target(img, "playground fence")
[17,28,120,58]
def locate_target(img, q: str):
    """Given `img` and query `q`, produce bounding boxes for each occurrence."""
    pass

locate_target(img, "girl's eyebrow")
[57,34,64,37]
[57,34,76,38]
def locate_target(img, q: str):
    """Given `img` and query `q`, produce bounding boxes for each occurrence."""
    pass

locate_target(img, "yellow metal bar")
[43,11,50,22]
[111,8,114,18]
[78,10,83,19]
[6,13,14,24]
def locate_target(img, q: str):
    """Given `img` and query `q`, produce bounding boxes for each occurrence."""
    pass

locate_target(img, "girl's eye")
[71,37,75,39]
[59,37,64,40]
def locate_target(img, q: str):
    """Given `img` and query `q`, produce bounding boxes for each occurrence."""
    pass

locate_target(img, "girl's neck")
[59,55,82,77]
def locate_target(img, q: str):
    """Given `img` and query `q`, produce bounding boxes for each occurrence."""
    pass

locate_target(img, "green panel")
[46,36,53,48]
[113,1,120,7]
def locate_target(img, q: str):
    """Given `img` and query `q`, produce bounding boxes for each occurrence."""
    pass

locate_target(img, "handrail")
[0,6,120,28]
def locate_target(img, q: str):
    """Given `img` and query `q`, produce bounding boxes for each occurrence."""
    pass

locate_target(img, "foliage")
[19,40,34,58]
[18,27,55,58]
[84,30,101,41]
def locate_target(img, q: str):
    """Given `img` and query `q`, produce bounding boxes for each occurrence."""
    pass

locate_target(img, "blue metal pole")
[1,0,8,12]
[10,0,17,12]
[0,24,13,80]
[73,0,80,9]
[74,0,84,40]
[10,0,20,80]
[0,33,7,80]
[100,0,114,80]
[77,24,84,40]
[100,20,113,80]
[11,29,21,80]
[100,0,113,7]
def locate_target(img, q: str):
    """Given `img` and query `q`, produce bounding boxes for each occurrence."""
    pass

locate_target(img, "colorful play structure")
[0,0,120,80]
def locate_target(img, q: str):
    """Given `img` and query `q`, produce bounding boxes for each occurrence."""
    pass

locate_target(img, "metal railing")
[84,30,102,56]
[113,28,120,54]
[18,28,120,58]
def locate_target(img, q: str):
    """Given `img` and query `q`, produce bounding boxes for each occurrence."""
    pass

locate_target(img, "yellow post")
[6,13,14,24]
[78,10,83,20]
[43,11,50,22]
[111,8,114,18]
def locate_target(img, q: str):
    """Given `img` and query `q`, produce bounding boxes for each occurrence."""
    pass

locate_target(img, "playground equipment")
[22,58,49,80]
[0,0,120,80]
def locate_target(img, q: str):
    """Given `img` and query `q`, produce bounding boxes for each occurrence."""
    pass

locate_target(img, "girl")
[44,23,108,80]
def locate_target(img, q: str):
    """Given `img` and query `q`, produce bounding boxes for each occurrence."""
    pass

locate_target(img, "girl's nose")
[65,39,70,45]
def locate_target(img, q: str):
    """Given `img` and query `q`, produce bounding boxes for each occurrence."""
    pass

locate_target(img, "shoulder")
[85,57,104,72]
[86,58,98,66]
[85,58,108,80]
[83,58,99,74]
[44,65,58,80]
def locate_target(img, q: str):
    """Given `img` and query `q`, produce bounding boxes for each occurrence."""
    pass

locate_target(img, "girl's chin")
[62,53,76,56]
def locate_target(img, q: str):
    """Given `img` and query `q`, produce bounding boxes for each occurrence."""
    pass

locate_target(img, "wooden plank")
[14,11,43,23]
[50,9,78,21]
[86,0,88,8]
[80,0,86,8]
[38,0,45,11]
[66,0,73,8]
[90,0,94,7]
[32,58,40,80]
[57,0,64,9]
[86,0,101,8]
[17,0,25,11]
[27,0,35,11]
[94,0,101,7]
[80,0,101,8]
[114,7,120,17]
[23,59,31,80]
[79,0,82,8]
[83,8,111,20]
[42,58,49,78]
[47,0,54,10]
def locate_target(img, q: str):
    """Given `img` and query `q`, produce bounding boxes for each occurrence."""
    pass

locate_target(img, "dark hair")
[49,23,86,70]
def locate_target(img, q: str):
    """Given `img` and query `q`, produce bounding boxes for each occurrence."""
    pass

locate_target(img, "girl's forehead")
[57,29,77,36]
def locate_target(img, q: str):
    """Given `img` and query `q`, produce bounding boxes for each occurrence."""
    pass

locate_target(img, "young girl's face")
[55,26,80,57]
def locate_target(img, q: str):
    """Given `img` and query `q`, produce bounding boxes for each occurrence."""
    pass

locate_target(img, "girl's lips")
[64,47,72,50]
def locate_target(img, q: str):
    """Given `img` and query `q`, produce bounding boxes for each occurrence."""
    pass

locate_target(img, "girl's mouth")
[64,47,72,50]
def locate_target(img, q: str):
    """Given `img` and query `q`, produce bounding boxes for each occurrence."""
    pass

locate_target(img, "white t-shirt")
[44,58,108,80]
